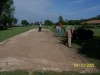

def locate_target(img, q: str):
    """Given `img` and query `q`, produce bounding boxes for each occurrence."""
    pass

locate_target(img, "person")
[38,21,42,32]
[64,25,74,48]
[59,22,62,28]
[54,26,62,37]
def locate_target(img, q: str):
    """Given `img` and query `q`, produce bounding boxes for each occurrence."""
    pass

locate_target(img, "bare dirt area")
[0,28,100,73]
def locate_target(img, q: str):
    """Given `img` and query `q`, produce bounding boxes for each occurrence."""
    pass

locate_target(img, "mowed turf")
[0,70,29,75]
[0,26,36,42]
[0,70,100,75]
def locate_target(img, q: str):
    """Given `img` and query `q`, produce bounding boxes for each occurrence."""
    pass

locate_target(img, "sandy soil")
[0,28,100,73]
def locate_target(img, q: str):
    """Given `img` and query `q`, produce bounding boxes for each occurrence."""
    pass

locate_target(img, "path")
[0,28,100,73]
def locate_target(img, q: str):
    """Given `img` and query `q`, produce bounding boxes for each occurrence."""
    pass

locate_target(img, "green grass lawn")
[0,70,100,75]
[0,70,29,75]
[0,26,38,42]
[32,71,100,75]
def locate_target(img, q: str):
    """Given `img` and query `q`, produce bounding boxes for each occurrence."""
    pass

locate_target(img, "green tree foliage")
[13,18,18,24]
[21,20,29,26]
[34,22,39,25]
[30,23,33,26]
[58,15,64,24]
[66,20,81,25]
[89,15,100,20]
[6,14,17,27]
[0,0,8,16]
[56,15,100,25]
[0,0,16,29]
[44,20,53,26]
[68,20,75,25]
[74,20,80,25]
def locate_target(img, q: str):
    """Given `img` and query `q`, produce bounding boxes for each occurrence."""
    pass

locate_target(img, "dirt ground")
[0,28,100,73]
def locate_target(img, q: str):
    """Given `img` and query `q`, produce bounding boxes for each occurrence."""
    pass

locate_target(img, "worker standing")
[64,25,74,48]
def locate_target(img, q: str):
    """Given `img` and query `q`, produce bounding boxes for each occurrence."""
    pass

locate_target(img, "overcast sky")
[13,0,100,24]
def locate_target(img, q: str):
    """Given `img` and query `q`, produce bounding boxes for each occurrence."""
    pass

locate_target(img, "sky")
[13,0,100,24]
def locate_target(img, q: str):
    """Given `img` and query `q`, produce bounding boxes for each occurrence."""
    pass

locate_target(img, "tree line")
[20,15,100,26]
[43,15,100,26]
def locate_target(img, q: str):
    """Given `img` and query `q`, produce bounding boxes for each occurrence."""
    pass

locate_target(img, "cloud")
[67,5,100,15]
[69,0,86,4]
[14,0,61,23]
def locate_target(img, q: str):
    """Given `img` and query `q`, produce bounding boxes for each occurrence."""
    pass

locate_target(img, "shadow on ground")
[0,28,11,31]
[61,36,100,60]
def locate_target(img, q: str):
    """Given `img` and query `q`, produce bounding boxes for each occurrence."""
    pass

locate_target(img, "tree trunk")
[3,17,7,30]
[3,22,7,30]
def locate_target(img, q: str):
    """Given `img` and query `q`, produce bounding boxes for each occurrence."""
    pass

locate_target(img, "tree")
[13,18,18,24]
[58,15,64,24]
[0,0,15,29]
[30,23,33,26]
[65,19,68,22]
[44,20,53,26]
[0,0,8,16]
[68,20,75,25]
[34,22,39,25]
[21,20,29,26]
[6,13,17,27]
[74,20,80,25]
[63,19,68,25]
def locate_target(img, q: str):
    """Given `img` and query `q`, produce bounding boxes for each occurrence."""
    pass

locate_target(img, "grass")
[0,70,29,75]
[0,70,100,75]
[0,26,37,42]
[32,71,100,75]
